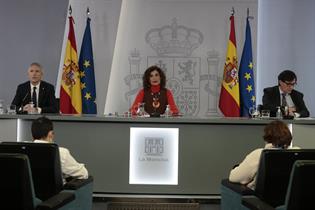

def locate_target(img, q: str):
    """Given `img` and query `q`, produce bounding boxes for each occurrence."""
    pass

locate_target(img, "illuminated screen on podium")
[129,127,179,185]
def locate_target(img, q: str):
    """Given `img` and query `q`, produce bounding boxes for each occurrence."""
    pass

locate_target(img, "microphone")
[18,91,30,113]
[21,91,30,105]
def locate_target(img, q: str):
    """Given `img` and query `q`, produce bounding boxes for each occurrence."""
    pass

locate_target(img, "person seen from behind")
[229,120,298,190]
[31,116,88,181]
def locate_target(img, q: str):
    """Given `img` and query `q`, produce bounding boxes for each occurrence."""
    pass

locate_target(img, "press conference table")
[0,114,315,198]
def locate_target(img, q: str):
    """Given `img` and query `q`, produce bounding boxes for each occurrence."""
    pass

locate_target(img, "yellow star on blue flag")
[239,16,256,117]
[79,17,97,114]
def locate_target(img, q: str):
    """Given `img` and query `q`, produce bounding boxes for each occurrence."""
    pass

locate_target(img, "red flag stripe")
[219,87,240,117]
[229,15,236,47]
[68,16,77,52]
[60,87,78,114]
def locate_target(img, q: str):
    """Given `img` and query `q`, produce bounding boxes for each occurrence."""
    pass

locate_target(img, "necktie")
[32,87,37,107]
[282,93,287,107]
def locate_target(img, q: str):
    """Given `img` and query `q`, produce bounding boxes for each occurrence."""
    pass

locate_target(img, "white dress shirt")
[279,87,300,117]
[30,83,42,113]
[279,88,294,108]
[33,140,88,180]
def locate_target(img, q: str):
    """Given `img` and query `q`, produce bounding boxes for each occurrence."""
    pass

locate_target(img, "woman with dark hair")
[228,120,299,189]
[130,65,179,116]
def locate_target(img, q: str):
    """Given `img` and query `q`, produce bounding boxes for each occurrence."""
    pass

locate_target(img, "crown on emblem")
[145,18,203,57]
[130,48,140,58]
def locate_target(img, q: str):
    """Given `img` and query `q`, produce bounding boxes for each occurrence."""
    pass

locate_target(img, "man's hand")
[288,107,296,116]
[23,104,38,114]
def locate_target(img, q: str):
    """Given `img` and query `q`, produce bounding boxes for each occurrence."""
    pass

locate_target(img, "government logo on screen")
[144,137,164,156]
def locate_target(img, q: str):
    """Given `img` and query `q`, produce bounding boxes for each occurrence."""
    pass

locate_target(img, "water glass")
[27,102,35,114]
[124,111,131,118]
[137,103,145,116]
[7,104,16,114]
[261,110,270,118]
[165,104,170,118]
[249,105,260,118]
[0,99,5,114]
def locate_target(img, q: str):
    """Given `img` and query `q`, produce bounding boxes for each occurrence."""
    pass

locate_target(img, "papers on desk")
[294,117,314,120]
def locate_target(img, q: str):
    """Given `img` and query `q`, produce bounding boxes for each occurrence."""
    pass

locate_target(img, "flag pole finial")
[247,8,254,20]
[231,7,235,16]
[86,7,90,17]
[69,5,72,16]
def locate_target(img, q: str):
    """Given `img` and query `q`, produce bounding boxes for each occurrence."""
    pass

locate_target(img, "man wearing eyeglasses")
[262,70,310,117]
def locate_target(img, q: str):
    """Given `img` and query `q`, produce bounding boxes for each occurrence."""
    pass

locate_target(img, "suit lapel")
[26,82,32,103]
[274,87,281,106]
[290,90,299,106]
[38,82,45,106]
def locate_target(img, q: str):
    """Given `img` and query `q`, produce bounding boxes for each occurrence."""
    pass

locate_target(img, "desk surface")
[1,113,315,124]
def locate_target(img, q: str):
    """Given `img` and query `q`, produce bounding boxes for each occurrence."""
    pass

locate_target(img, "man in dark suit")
[12,62,58,114]
[262,70,309,118]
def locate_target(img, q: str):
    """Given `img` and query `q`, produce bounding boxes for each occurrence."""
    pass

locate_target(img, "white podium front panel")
[129,127,179,185]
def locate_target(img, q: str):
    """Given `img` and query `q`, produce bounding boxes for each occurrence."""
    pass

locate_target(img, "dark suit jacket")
[262,85,310,117]
[11,81,58,113]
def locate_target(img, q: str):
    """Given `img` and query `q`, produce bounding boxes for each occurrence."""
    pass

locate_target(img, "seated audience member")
[130,65,179,116]
[31,116,88,180]
[11,62,58,114]
[229,120,298,190]
[262,70,309,117]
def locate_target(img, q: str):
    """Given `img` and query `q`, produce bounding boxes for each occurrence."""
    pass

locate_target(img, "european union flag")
[239,17,255,117]
[79,17,97,114]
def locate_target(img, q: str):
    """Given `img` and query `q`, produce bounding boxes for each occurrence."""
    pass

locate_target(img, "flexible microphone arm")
[18,91,30,112]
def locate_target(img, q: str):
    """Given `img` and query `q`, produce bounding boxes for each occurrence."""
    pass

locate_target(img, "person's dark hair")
[263,120,292,148]
[142,66,166,89]
[31,117,53,140]
[278,70,297,83]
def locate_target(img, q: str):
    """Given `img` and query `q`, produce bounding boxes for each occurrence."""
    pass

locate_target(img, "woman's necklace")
[152,92,161,109]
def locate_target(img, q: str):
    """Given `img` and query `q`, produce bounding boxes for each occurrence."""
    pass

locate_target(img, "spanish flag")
[219,14,240,117]
[60,15,82,114]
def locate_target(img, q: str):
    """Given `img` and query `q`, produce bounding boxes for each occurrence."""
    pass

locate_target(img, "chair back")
[0,142,64,200]
[255,149,315,207]
[0,153,36,210]
[284,160,315,210]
